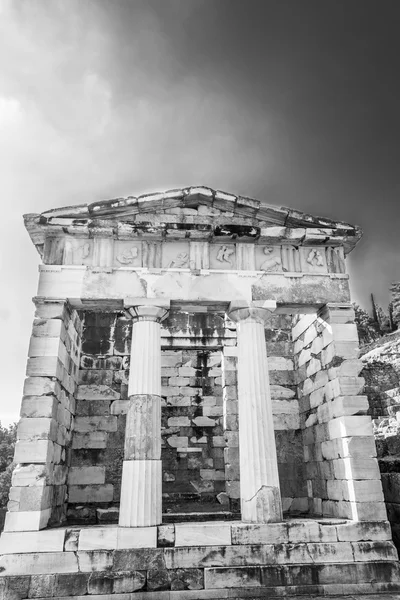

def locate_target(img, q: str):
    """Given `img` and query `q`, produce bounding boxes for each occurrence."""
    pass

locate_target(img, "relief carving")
[260,246,281,271]
[168,252,189,268]
[116,246,139,265]
[216,245,234,266]
[307,249,324,267]
[81,242,90,259]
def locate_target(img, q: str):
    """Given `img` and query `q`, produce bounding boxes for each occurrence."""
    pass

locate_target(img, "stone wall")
[6,299,82,531]
[294,304,385,520]
[67,309,306,524]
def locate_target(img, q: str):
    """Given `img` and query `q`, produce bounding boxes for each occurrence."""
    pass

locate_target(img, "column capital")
[124,304,169,323]
[228,300,276,325]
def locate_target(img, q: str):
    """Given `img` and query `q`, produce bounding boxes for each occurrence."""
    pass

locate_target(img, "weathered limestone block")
[0,530,65,554]
[68,484,114,504]
[14,440,55,464]
[20,396,58,419]
[74,416,118,433]
[113,571,146,593]
[7,484,53,511]
[76,385,120,400]
[317,396,369,423]
[327,479,384,502]
[23,376,60,397]
[17,417,58,442]
[321,436,377,460]
[3,508,52,532]
[68,466,106,485]
[332,457,380,480]
[175,523,231,546]
[232,522,288,545]
[328,415,373,439]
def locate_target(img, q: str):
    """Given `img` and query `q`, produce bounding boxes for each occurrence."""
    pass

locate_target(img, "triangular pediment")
[24,186,362,255]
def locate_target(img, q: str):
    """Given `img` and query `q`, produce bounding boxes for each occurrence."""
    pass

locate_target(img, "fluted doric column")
[119,303,169,527]
[228,301,283,523]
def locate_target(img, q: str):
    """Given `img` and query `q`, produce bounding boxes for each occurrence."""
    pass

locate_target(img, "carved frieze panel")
[300,247,327,274]
[63,238,93,266]
[255,245,282,272]
[114,241,142,267]
[46,233,346,276]
[209,244,237,270]
[161,242,190,269]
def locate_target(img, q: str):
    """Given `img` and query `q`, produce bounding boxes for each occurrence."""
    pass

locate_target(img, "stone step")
[0,519,399,598]
[163,511,241,523]
[1,561,400,598]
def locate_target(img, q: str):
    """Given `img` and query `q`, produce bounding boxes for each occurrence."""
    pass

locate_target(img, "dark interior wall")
[67,309,306,524]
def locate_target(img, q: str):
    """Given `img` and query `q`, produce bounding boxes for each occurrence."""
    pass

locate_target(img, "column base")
[241,485,283,524]
[119,459,162,527]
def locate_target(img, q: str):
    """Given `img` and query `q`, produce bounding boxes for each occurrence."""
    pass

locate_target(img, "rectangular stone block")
[336,521,392,542]
[76,385,119,400]
[317,396,369,423]
[321,436,377,460]
[23,376,59,397]
[287,520,337,543]
[11,464,50,487]
[78,527,118,550]
[331,323,358,342]
[68,484,113,504]
[325,377,365,400]
[327,478,384,502]
[8,484,53,512]
[0,551,78,575]
[14,440,54,464]
[77,550,113,572]
[3,508,51,532]
[0,530,65,554]
[28,336,61,357]
[351,540,398,562]
[17,417,58,442]
[68,466,106,485]
[74,416,118,432]
[26,356,61,378]
[332,457,380,480]
[20,396,59,419]
[71,432,107,449]
[117,527,157,549]
[175,523,231,547]
[328,416,373,439]
[231,523,289,545]
[32,318,63,337]
[204,566,261,589]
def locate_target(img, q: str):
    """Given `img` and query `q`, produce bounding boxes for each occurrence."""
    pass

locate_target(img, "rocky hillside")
[360,329,400,551]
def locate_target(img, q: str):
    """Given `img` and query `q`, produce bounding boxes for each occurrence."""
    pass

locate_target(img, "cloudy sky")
[1,0,400,425]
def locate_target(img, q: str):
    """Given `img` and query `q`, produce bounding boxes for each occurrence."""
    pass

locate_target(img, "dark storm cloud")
[1,0,400,422]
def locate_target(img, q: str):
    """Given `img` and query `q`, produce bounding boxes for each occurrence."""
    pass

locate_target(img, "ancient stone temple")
[1,186,399,598]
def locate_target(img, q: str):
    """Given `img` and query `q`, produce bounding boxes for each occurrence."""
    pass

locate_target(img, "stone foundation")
[0,519,399,599]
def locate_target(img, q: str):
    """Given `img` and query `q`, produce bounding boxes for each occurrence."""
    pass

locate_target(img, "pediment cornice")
[24,186,362,256]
